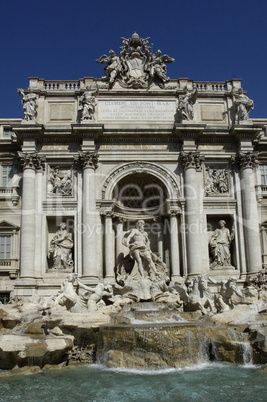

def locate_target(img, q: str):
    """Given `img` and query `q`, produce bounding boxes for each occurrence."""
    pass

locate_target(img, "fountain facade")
[1,33,267,373]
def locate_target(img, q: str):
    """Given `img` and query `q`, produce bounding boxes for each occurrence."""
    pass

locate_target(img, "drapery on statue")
[78,86,98,120]
[232,87,254,122]
[48,223,73,270]
[96,50,123,87]
[17,88,38,121]
[209,220,235,269]
[177,87,197,120]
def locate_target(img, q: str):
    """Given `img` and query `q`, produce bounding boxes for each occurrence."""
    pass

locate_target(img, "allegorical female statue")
[209,220,235,269]
[48,223,73,271]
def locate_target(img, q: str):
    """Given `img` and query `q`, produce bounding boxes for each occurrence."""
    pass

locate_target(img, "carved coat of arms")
[96,33,174,89]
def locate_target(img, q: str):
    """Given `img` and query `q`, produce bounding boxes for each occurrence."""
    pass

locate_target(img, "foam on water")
[88,361,227,375]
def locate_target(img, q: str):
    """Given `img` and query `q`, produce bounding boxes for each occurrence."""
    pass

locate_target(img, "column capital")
[17,151,46,171]
[180,151,205,171]
[231,151,259,170]
[75,151,99,170]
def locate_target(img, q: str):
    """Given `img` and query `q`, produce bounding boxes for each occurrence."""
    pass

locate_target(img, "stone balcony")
[0,187,20,206]
[0,259,19,278]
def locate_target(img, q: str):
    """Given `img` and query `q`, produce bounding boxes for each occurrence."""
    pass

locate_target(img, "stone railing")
[194,82,227,92]
[44,81,81,91]
[0,259,19,279]
[28,77,95,92]
[0,187,20,205]
[255,185,267,203]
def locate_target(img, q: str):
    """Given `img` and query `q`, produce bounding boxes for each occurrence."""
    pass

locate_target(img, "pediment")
[0,220,19,230]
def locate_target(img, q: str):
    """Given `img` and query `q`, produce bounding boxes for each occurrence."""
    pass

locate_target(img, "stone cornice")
[11,124,44,142]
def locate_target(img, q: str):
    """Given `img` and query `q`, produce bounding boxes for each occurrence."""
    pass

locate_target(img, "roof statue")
[96,32,174,89]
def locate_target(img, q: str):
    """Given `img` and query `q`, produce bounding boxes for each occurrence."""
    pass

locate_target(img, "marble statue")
[177,87,197,120]
[96,50,123,87]
[17,88,38,121]
[51,273,79,310]
[232,87,254,122]
[47,167,73,196]
[97,32,174,89]
[208,276,243,312]
[76,279,113,312]
[44,275,114,313]
[175,274,214,315]
[204,168,229,196]
[115,220,175,302]
[249,269,267,302]
[209,220,235,269]
[121,220,166,280]
[78,87,97,120]
[146,49,174,89]
[48,223,74,270]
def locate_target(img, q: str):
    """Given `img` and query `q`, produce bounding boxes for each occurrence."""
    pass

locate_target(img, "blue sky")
[0,0,266,119]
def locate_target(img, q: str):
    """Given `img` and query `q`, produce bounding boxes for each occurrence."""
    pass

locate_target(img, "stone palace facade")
[1,33,267,300]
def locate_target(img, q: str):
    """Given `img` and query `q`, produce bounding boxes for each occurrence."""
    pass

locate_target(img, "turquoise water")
[0,363,266,402]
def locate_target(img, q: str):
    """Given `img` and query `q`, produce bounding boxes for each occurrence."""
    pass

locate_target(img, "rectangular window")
[260,165,267,185]
[1,165,13,187]
[0,235,11,259]
[3,129,13,138]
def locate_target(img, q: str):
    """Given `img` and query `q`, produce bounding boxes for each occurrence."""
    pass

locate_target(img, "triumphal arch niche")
[1,32,267,298]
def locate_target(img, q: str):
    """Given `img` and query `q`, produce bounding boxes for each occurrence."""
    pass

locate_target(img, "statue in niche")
[209,220,235,269]
[208,276,243,312]
[121,220,166,280]
[17,88,38,121]
[97,33,174,89]
[78,86,98,121]
[115,220,181,304]
[232,87,254,123]
[177,87,197,120]
[47,167,73,196]
[96,50,123,87]
[204,168,229,196]
[48,222,74,271]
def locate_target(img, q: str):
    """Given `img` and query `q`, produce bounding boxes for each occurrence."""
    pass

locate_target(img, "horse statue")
[175,274,215,315]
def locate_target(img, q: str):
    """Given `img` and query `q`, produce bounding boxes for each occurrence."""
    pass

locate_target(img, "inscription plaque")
[98,100,176,121]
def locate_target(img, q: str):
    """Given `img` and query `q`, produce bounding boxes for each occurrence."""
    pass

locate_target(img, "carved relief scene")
[204,166,229,196]
[47,166,73,196]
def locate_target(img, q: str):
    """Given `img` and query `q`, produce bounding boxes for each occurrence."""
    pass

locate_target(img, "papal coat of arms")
[96,32,174,89]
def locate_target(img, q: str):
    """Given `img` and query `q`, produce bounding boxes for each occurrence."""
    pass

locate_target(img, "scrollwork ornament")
[181,152,205,171]
[18,151,46,171]
[74,151,99,170]
[231,152,259,170]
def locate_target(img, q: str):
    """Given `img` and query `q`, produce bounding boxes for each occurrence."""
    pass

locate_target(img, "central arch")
[102,161,180,203]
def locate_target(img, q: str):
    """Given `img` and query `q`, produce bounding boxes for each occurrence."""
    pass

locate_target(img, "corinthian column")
[169,211,180,280]
[181,151,205,276]
[18,152,45,278]
[232,152,262,274]
[76,151,99,279]
[104,211,115,280]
